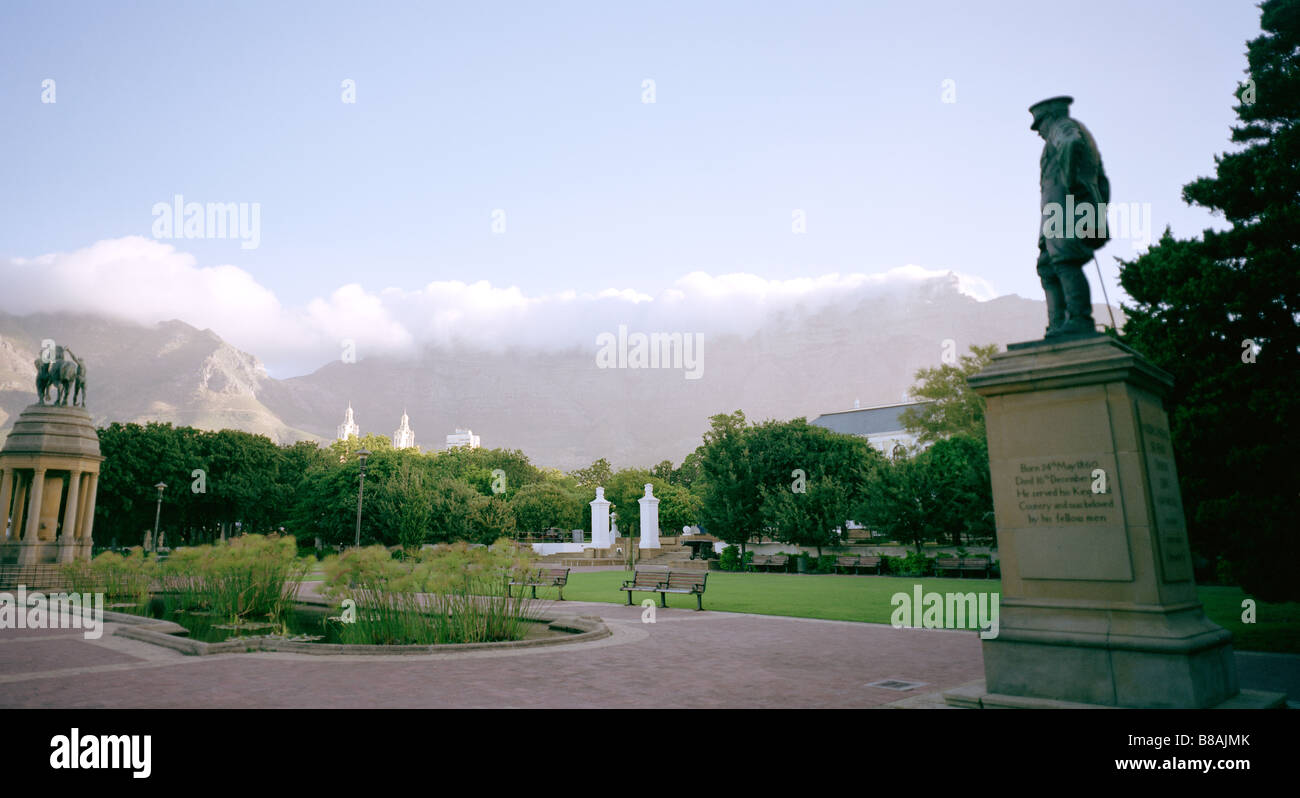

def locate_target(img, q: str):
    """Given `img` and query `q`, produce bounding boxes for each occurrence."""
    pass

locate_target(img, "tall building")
[337,402,360,441]
[810,400,933,456]
[445,428,480,450]
[392,410,416,450]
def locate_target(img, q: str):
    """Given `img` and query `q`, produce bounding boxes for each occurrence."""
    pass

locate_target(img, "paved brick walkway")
[0,597,987,708]
[2,596,1292,708]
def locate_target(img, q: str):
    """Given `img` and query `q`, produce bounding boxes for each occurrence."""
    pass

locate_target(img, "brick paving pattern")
[0,599,984,708]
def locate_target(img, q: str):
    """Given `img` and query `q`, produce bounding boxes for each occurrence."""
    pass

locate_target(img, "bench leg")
[696,593,702,611]
[627,590,633,606]
[558,586,564,601]
[505,584,511,598]
[531,585,538,599]
[660,591,667,609]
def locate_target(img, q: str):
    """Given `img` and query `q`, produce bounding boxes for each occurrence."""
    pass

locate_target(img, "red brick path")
[0,600,985,708]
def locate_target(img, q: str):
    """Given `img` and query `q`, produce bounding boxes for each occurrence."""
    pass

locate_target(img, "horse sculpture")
[34,356,52,404]
[72,351,86,407]
[33,346,86,407]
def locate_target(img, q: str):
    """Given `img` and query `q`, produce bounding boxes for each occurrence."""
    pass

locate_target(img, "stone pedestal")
[946,336,1282,709]
[0,405,103,565]
[638,484,661,549]
[590,487,612,549]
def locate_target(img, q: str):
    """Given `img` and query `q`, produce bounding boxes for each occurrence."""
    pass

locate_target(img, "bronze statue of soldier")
[1031,96,1110,338]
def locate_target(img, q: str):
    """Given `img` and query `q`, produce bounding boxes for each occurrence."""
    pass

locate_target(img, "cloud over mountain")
[3,236,1000,376]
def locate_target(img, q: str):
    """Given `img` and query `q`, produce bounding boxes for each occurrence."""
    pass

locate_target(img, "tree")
[371,460,435,551]
[694,411,879,558]
[674,449,702,491]
[468,495,516,544]
[569,457,613,488]
[1115,0,1300,601]
[427,479,480,543]
[651,480,701,536]
[695,411,762,559]
[760,475,853,557]
[328,433,393,463]
[898,343,997,445]
[919,435,995,546]
[604,470,701,537]
[511,482,581,534]
[855,450,947,554]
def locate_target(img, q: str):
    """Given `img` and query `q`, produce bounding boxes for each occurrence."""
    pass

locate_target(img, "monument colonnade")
[0,404,103,565]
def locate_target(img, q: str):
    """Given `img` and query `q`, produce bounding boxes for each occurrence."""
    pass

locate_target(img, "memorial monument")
[943,100,1283,709]
[0,344,103,565]
[638,484,661,549]
[590,487,612,549]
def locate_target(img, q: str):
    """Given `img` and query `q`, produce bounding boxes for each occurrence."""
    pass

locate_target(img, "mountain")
[0,278,1122,470]
[0,313,316,444]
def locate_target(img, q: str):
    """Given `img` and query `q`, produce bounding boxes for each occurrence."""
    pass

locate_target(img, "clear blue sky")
[0,0,1263,351]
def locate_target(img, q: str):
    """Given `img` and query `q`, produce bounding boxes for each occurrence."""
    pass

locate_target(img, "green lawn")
[554,571,1300,653]
[1197,585,1300,654]
[562,570,998,625]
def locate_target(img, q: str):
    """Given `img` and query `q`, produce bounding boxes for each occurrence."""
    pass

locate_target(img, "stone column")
[0,468,13,542]
[58,470,82,563]
[18,468,46,564]
[590,487,611,549]
[638,483,661,549]
[79,473,99,558]
[11,473,28,544]
[74,473,90,542]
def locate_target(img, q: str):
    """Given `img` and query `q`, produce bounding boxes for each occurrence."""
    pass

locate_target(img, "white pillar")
[639,483,661,549]
[590,487,611,548]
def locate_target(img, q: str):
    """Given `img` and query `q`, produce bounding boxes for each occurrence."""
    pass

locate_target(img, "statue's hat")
[1029,95,1073,130]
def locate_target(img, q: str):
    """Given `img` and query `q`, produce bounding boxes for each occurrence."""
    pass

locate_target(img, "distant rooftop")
[810,400,933,437]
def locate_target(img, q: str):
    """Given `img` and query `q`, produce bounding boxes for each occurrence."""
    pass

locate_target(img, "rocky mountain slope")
[0,279,1121,470]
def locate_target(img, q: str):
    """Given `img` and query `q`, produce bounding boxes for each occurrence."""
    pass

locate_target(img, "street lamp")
[152,482,167,553]
[353,448,371,547]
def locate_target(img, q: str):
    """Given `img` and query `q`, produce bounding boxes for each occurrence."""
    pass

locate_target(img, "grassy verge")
[558,571,1300,653]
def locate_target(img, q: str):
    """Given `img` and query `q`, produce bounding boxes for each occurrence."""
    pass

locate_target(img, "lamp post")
[152,482,167,553]
[353,448,371,547]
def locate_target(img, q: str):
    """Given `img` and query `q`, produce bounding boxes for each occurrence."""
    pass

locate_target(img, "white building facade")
[445,428,480,450]
[337,403,360,441]
[392,411,416,450]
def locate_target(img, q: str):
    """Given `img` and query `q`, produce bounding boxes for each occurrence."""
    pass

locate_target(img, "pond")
[114,599,568,645]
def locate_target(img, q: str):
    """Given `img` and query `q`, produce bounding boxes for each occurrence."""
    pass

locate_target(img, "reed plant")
[324,539,542,645]
[61,549,155,603]
[156,534,309,622]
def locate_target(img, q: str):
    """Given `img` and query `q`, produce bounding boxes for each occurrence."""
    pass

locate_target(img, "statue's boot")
[1060,265,1096,334]
[1041,273,1068,337]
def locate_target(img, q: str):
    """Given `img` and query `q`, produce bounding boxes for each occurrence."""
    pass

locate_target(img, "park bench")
[0,563,71,591]
[934,557,992,578]
[506,566,570,600]
[748,554,788,573]
[835,555,884,575]
[621,568,709,610]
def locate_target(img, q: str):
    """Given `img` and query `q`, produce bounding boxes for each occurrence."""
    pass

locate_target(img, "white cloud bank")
[2,236,1000,376]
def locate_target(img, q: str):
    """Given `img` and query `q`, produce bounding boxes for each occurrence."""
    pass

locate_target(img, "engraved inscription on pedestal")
[1137,403,1193,583]
[1008,456,1120,527]
[1003,453,1132,581]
